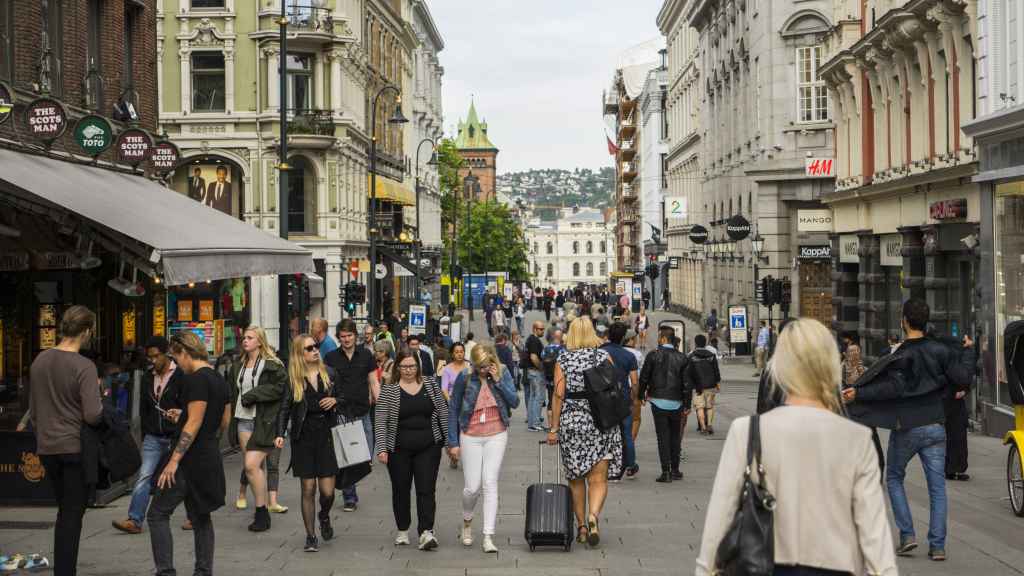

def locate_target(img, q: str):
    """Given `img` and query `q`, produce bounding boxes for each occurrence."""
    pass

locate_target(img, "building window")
[192,52,226,112]
[586,262,594,276]
[85,0,102,110]
[573,241,579,254]
[124,1,140,94]
[287,53,313,112]
[546,263,553,277]
[42,0,63,96]
[661,92,669,139]
[534,263,540,276]
[600,240,606,253]
[797,45,828,123]
[533,242,538,254]
[573,263,580,277]
[1,1,13,80]
[191,0,225,8]
[661,154,668,189]
[287,156,317,234]
[586,241,593,254]
[600,262,607,276]
[546,241,553,255]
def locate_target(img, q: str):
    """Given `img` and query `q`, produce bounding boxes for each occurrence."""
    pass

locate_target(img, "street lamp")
[368,85,409,322]
[414,137,437,305]
[462,171,480,320]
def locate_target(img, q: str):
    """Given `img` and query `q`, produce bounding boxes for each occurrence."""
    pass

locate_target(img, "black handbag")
[715,414,775,576]
[582,357,631,432]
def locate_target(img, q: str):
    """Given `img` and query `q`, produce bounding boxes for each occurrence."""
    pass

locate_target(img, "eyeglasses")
[303,345,318,353]
[398,363,418,370]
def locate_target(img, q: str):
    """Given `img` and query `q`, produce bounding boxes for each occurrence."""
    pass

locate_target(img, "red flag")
[607,135,620,156]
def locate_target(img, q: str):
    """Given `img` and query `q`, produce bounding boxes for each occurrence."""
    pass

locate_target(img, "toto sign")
[74,115,113,156]
[151,140,181,175]
[726,214,751,241]
[688,224,709,245]
[25,97,68,141]
[116,128,153,165]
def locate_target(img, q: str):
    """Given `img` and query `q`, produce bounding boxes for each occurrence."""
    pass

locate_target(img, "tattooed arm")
[157,399,207,489]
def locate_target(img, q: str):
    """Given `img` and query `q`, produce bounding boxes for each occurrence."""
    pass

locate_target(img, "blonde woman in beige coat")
[696,318,897,576]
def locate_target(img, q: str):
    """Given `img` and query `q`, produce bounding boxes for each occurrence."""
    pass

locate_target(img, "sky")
[429,1,663,174]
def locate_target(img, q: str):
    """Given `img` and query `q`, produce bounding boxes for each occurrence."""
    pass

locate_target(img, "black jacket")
[638,346,691,408]
[686,348,720,394]
[139,367,185,438]
[81,400,141,486]
[847,337,976,430]
[276,367,341,442]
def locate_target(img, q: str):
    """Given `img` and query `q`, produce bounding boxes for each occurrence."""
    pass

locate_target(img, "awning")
[0,149,315,286]
[367,175,415,206]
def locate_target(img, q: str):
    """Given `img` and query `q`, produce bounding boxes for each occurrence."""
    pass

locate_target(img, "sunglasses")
[303,345,318,353]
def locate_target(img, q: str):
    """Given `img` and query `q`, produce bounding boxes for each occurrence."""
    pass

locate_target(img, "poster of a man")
[204,165,232,214]
[188,167,205,201]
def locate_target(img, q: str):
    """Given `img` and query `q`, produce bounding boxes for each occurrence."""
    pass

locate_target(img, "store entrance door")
[799,260,833,327]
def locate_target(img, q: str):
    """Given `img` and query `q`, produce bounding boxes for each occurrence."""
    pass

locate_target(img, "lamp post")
[276,3,291,357]
[463,171,479,321]
[414,138,438,304]
[368,85,408,323]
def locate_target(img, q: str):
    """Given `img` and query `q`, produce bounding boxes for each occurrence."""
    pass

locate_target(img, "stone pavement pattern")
[3,310,1024,575]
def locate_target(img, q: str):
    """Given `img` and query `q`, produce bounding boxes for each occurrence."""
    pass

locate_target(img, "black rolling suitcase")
[525,440,574,552]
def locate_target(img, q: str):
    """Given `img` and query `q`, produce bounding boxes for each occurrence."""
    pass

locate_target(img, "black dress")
[179,367,228,515]
[290,376,339,479]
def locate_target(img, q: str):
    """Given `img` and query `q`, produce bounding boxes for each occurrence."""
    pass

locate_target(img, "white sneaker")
[482,534,498,553]
[394,530,410,546]
[461,520,473,546]
[418,529,439,551]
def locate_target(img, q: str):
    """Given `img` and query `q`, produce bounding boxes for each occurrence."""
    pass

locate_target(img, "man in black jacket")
[113,336,183,534]
[688,334,721,435]
[843,298,975,561]
[638,327,691,483]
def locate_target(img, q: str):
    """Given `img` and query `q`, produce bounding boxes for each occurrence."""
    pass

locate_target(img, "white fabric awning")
[0,148,314,286]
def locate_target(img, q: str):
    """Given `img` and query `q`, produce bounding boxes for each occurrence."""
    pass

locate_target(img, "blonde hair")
[565,316,602,351]
[287,334,330,402]
[244,326,282,365]
[170,331,209,361]
[470,344,500,373]
[768,318,843,414]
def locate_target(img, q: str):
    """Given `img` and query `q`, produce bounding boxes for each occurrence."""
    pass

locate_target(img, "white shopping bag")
[331,419,371,468]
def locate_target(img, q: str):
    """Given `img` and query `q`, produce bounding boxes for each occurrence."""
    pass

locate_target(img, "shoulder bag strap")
[749,413,767,489]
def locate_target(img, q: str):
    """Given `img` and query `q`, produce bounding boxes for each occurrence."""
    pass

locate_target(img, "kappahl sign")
[797,209,833,232]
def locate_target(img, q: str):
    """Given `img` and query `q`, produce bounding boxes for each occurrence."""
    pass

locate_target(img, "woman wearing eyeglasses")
[275,335,340,552]
[229,326,288,532]
[374,346,449,550]
[447,344,519,553]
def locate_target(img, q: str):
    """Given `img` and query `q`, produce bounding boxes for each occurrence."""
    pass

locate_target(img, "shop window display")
[996,181,1024,407]
[166,278,249,358]
[171,158,243,218]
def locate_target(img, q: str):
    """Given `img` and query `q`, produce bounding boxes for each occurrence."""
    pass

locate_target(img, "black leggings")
[386,438,442,535]
[41,454,88,576]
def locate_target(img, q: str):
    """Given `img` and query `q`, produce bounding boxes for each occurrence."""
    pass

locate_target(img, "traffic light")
[760,276,772,306]
[352,282,366,305]
[646,262,659,280]
[341,282,357,314]
[770,278,783,305]
[780,278,792,307]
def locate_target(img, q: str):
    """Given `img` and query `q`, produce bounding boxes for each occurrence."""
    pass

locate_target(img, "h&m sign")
[929,198,967,221]
[805,157,835,178]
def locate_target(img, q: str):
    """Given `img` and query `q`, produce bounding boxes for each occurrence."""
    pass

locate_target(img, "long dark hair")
[390,345,422,384]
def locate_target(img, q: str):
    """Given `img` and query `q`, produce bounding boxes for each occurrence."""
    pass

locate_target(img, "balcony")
[621,184,637,200]
[603,90,618,115]
[618,115,636,139]
[619,97,636,117]
[619,138,635,161]
[621,210,639,223]
[621,161,637,183]
[286,109,336,149]
[253,4,336,43]
[288,5,334,33]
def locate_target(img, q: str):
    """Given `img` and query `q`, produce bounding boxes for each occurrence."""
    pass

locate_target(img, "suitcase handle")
[537,439,562,484]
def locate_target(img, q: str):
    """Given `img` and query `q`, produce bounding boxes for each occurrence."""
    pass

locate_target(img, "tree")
[437,137,464,270]
[456,200,529,281]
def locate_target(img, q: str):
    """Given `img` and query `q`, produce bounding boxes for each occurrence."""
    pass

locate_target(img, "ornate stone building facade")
[526,208,616,291]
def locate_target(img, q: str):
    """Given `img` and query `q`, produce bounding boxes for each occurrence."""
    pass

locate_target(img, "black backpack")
[582,358,631,431]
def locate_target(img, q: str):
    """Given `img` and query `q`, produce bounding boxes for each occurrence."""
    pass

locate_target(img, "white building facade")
[526,208,616,291]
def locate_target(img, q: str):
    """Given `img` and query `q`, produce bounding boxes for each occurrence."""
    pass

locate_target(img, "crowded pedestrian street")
[1,311,1021,575]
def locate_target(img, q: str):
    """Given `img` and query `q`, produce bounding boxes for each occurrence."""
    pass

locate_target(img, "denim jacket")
[447,367,520,447]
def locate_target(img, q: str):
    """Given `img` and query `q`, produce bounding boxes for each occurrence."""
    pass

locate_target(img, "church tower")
[454,101,498,201]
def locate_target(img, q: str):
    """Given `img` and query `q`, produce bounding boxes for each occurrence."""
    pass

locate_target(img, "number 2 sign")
[665,196,687,221]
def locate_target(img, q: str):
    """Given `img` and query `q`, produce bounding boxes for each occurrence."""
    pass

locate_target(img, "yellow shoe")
[268,503,288,514]
[235,497,247,510]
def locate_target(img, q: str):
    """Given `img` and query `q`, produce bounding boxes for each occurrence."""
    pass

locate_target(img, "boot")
[248,506,271,532]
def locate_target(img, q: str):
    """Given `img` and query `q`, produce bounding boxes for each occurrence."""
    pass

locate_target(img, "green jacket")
[228,356,288,450]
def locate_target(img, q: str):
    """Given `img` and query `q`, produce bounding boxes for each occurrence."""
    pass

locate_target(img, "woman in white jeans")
[447,344,520,553]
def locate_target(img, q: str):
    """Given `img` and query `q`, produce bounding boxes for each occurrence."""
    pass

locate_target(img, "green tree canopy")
[456,200,529,281]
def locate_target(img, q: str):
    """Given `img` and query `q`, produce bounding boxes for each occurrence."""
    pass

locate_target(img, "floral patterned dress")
[556,347,623,480]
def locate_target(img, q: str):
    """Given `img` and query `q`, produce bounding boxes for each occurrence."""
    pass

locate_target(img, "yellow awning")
[368,175,415,206]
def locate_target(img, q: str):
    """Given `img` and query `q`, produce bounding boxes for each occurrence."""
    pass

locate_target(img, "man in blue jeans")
[844,298,975,561]
[523,321,547,430]
[113,336,184,534]
[601,322,639,479]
